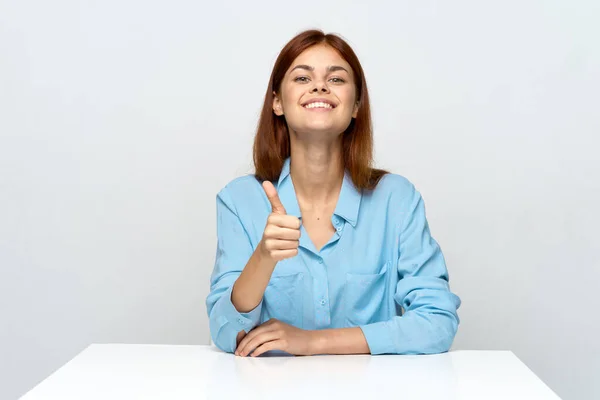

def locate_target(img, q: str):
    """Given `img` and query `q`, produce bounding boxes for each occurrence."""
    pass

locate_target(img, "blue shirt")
[206,158,461,355]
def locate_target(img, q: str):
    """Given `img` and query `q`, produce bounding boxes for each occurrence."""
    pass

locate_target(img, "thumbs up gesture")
[258,181,301,262]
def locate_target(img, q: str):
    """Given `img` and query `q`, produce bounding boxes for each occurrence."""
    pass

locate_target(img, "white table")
[21,344,560,400]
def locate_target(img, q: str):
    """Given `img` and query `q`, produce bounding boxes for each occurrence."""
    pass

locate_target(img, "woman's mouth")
[303,102,334,111]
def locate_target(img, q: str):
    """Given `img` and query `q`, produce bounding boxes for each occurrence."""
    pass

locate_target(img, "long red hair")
[253,29,388,191]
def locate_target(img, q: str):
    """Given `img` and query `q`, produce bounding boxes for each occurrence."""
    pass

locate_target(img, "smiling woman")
[206,29,462,357]
[252,30,385,190]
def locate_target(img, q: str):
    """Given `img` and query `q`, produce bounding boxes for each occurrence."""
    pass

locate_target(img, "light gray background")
[1,1,598,399]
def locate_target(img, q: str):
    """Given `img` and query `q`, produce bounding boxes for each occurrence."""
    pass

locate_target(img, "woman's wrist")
[307,328,371,355]
[256,240,277,267]
[254,240,277,270]
[308,329,327,355]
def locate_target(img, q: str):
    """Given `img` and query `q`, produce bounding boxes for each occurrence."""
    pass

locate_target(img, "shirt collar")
[276,157,361,227]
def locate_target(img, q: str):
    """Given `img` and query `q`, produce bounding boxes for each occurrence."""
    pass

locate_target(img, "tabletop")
[21,344,560,400]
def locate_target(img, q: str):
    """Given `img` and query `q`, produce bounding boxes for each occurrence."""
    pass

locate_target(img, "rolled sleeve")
[206,185,263,353]
[211,285,263,335]
[360,184,461,355]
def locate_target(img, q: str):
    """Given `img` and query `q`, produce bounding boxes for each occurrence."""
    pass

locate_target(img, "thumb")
[262,181,287,215]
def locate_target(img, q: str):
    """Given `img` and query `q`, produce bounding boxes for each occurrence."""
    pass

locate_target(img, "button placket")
[313,256,331,327]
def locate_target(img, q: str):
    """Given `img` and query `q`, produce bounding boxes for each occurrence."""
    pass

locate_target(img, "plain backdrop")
[1,1,599,399]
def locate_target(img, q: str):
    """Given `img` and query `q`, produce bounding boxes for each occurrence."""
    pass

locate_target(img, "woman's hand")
[235,319,317,357]
[258,181,301,262]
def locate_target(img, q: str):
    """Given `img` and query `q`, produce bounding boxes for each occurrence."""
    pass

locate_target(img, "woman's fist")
[258,181,301,262]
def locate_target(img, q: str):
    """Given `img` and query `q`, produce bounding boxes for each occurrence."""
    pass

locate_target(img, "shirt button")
[318,259,323,264]
[320,299,326,306]
[237,318,245,324]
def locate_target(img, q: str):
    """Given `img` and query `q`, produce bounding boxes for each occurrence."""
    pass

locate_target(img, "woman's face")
[273,44,359,138]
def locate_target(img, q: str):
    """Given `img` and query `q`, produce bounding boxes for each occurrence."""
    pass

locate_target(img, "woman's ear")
[352,101,359,118]
[273,91,284,116]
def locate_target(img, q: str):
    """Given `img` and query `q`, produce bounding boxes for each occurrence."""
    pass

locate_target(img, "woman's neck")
[288,139,344,210]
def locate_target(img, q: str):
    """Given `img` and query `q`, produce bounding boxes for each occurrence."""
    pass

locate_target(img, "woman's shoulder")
[221,174,262,191]
[363,172,424,217]
[216,174,265,207]
[372,171,417,199]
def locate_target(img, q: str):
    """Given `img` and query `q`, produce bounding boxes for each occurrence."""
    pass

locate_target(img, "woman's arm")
[207,181,302,353]
[206,186,271,353]
[358,184,461,355]
[231,247,276,313]
[311,327,371,355]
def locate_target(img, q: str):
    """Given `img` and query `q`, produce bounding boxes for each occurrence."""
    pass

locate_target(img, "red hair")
[252,29,388,191]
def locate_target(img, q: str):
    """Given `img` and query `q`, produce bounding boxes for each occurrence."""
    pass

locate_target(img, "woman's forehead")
[288,45,352,72]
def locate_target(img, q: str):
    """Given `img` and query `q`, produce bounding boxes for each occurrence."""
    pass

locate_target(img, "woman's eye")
[293,76,345,83]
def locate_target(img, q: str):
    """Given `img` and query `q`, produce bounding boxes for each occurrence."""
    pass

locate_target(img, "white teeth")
[304,102,333,109]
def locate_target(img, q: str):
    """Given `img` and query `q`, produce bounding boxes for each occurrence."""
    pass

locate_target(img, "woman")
[206,29,461,357]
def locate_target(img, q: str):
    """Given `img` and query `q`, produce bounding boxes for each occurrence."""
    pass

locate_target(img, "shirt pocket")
[343,262,389,327]
[263,272,304,328]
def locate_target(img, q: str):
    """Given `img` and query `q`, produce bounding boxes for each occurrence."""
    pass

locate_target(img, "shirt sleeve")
[205,185,263,353]
[359,184,462,355]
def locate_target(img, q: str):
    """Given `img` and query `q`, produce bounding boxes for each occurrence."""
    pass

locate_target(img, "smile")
[303,102,334,109]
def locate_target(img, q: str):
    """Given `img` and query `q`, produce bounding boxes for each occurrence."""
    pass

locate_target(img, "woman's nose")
[311,82,329,93]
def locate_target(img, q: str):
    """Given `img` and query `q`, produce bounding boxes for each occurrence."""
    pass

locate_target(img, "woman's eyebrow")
[290,64,349,73]
[328,65,348,73]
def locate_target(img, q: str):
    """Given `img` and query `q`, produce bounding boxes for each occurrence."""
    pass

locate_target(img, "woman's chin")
[293,122,349,136]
